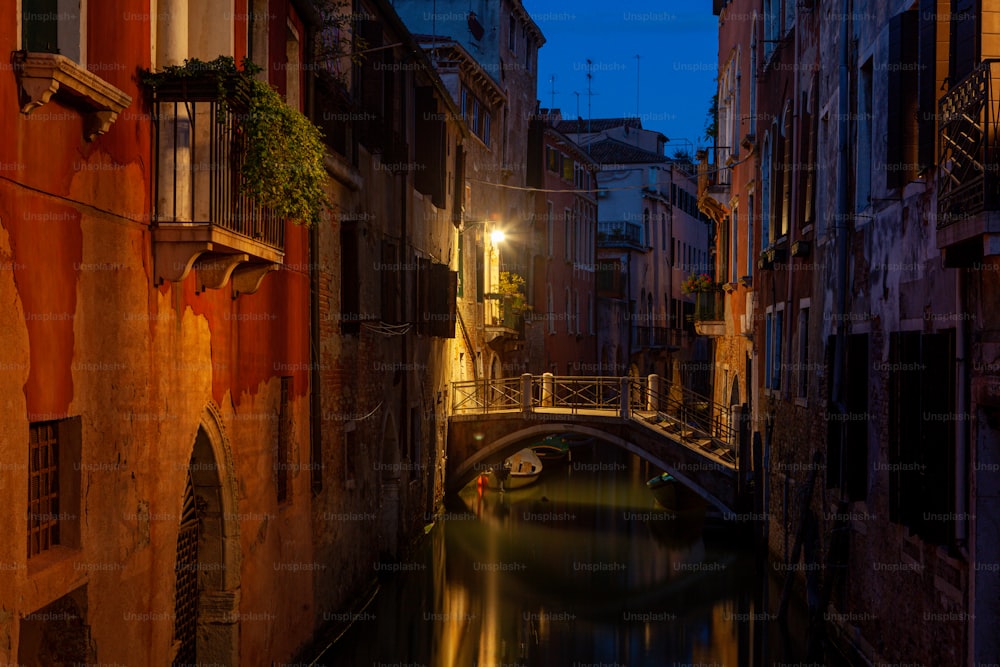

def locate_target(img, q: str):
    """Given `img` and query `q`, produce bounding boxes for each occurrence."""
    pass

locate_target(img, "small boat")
[486,448,543,490]
[646,473,706,516]
[530,434,571,463]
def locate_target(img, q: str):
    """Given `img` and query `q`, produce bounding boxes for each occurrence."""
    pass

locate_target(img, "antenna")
[574,91,580,121]
[586,59,593,138]
[635,55,641,119]
[549,75,558,111]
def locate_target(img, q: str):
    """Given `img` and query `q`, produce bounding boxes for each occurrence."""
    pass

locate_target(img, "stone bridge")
[446,375,750,514]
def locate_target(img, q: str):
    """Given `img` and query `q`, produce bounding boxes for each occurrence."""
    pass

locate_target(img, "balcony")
[632,326,685,350]
[151,75,283,295]
[597,221,645,250]
[484,296,525,340]
[692,291,726,337]
[937,59,1000,266]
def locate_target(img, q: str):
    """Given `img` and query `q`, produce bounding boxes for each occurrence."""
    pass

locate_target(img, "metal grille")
[27,422,59,558]
[172,474,200,667]
[153,80,284,249]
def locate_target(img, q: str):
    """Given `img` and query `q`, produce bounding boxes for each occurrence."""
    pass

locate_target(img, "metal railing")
[692,291,725,322]
[153,76,284,249]
[452,377,523,413]
[597,221,645,249]
[451,374,738,464]
[631,326,679,348]
[938,59,1000,227]
[539,375,623,411]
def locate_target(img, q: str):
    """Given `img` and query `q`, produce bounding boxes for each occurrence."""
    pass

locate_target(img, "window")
[574,289,580,334]
[471,99,480,134]
[285,21,301,111]
[856,59,873,212]
[508,14,517,53]
[482,112,491,147]
[779,105,792,237]
[28,418,80,558]
[561,155,573,182]
[887,10,919,188]
[760,134,771,250]
[565,287,572,334]
[797,304,810,400]
[276,376,291,503]
[764,312,773,389]
[719,221,730,284]
[731,208,739,283]
[546,201,554,256]
[773,307,783,390]
[547,285,555,333]
[643,209,650,248]
[827,334,869,502]
[22,0,84,62]
[461,88,468,119]
[381,240,399,324]
[564,208,572,259]
[588,292,595,334]
[888,331,956,543]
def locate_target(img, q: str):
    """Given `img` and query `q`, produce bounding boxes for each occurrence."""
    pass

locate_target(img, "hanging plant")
[681,272,717,294]
[142,56,329,225]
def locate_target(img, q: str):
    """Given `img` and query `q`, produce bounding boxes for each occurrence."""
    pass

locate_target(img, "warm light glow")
[490,229,506,244]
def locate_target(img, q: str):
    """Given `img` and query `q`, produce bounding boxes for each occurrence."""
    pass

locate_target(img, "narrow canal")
[309,442,847,666]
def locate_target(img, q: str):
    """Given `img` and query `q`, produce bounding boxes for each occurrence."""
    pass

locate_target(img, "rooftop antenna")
[574,91,580,122]
[635,55,641,119]
[549,75,558,111]
[586,59,594,153]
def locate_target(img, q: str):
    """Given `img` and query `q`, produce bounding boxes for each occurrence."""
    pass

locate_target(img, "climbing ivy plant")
[143,56,329,225]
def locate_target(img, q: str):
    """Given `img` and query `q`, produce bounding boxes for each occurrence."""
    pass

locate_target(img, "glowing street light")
[490,229,506,244]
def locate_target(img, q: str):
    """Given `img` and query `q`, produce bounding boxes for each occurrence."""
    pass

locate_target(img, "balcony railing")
[153,76,283,249]
[485,296,525,336]
[692,291,725,323]
[938,59,1000,228]
[632,326,683,349]
[597,221,645,249]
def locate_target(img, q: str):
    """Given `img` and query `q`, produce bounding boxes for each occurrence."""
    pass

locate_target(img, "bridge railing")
[452,377,524,413]
[537,375,622,411]
[628,376,737,451]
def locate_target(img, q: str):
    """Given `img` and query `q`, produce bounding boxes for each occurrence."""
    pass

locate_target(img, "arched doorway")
[379,411,401,558]
[171,408,240,666]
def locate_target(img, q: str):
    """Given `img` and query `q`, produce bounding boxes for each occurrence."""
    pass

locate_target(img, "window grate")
[27,422,59,558]
[172,474,200,666]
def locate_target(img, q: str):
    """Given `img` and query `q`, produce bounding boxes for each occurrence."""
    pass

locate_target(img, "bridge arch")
[449,422,733,514]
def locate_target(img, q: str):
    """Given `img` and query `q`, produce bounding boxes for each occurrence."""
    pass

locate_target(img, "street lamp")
[490,229,506,245]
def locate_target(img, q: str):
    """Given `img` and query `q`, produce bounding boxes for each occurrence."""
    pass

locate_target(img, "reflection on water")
[315,445,826,666]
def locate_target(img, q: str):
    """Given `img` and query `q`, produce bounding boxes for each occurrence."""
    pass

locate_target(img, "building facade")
[527,110,599,375]
[5,1,317,663]
[393,0,544,385]
[707,0,1000,663]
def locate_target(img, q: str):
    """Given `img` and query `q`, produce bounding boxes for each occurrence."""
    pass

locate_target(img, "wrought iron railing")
[597,221,645,249]
[452,377,523,413]
[153,76,284,249]
[631,326,677,348]
[938,59,1000,228]
[450,375,738,464]
[692,291,725,322]
[539,376,623,411]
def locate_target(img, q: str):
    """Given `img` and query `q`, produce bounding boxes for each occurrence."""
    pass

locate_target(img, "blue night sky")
[523,0,719,154]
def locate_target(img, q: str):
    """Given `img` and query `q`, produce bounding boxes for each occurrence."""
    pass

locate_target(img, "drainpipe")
[831,0,851,489]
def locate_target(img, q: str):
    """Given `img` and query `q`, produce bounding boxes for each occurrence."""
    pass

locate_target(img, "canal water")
[311,442,846,666]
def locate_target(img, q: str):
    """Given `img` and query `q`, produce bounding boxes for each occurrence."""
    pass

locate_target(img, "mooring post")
[521,373,533,412]
[542,372,554,407]
[647,374,660,412]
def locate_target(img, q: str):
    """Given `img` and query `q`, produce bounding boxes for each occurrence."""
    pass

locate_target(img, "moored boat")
[486,447,543,490]
[646,472,707,518]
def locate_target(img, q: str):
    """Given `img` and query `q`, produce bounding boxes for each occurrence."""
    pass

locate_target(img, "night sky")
[524,0,719,154]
